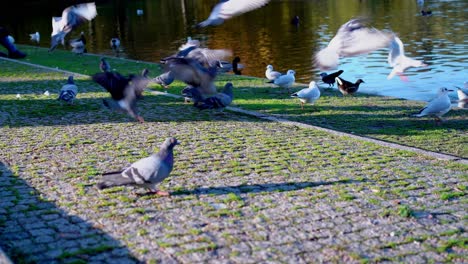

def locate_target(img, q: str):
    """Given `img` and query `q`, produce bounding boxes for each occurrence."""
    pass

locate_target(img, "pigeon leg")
[154,190,170,196]
[136,116,145,123]
[301,102,304,110]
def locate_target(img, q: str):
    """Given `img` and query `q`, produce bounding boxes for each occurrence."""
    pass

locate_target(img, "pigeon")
[291,81,321,110]
[152,71,175,91]
[92,69,149,123]
[196,0,271,28]
[7,35,14,44]
[58,76,78,104]
[110,37,120,50]
[99,57,112,72]
[179,37,201,51]
[136,9,144,16]
[291,15,300,26]
[336,77,364,96]
[49,2,97,52]
[269,69,295,93]
[70,32,87,54]
[413,87,453,123]
[314,18,395,71]
[320,70,344,87]
[421,10,432,16]
[29,32,40,44]
[97,137,180,196]
[195,82,234,110]
[181,85,202,104]
[163,46,232,68]
[387,36,427,81]
[265,65,282,81]
[164,57,218,96]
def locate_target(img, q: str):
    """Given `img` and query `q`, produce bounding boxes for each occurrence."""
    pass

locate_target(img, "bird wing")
[218,0,271,20]
[123,155,160,184]
[420,96,451,115]
[51,17,63,36]
[388,36,404,67]
[339,27,394,57]
[62,2,97,33]
[186,48,232,67]
[92,72,128,100]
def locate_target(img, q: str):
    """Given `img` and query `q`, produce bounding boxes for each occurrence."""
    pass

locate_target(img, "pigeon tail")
[97,172,135,189]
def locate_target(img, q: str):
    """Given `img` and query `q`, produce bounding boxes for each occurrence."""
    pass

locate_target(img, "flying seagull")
[387,36,427,81]
[49,2,97,52]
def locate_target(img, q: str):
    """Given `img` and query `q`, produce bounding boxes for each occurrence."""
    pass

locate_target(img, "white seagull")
[49,2,97,52]
[413,87,453,123]
[197,0,271,28]
[291,81,321,110]
[265,65,282,81]
[314,18,395,71]
[387,36,427,81]
[456,85,468,108]
[271,69,295,93]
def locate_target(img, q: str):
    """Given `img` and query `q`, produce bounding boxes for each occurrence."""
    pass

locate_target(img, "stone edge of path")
[1,56,467,165]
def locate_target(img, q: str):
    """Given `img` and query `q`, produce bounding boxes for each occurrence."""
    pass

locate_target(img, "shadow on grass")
[0,162,137,263]
[170,179,365,196]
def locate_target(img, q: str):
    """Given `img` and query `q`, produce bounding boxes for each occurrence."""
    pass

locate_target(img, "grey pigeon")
[100,57,111,72]
[49,2,97,52]
[184,83,234,110]
[97,137,180,196]
[164,57,218,96]
[196,0,271,28]
[57,76,78,104]
[153,71,175,91]
[314,18,395,71]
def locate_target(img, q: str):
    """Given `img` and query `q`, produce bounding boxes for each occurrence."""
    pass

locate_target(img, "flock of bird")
[13,0,466,194]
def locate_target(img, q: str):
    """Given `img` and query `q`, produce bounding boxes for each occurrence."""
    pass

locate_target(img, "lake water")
[3,0,467,103]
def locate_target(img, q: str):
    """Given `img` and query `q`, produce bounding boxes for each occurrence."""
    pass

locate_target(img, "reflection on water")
[3,0,467,103]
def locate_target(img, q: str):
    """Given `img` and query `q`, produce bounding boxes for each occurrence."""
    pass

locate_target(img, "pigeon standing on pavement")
[314,18,395,71]
[387,36,427,81]
[195,82,234,110]
[58,75,78,104]
[97,137,180,196]
[196,0,271,28]
[320,70,344,87]
[291,81,321,110]
[413,87,453,123]
[49,2,97,52]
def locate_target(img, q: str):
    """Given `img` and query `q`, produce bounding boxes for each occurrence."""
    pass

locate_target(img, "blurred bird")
[44,90,50,96]
[314,18,395,71]
[7,35,14,44]
[413,87,453,124]
[99,57,111,72]
[97,137,180,196]
[136,9,144,16]
[164,57,218,96]
[269,69,295,93]
[110,38,120,51]
[265,64,282,81]
[179,36,201,51]
[163,46,232,68]
[196,82,234,110]
[320,70,344,87]
[29,32,40,44]
[387,36,427,81]
[92,68,149,123]
[336,77,364,96]
[291,15,300,26]
[58,76,78,104]
[291,81,321,110]
[152,71,175,92]
[49,2,97,52]
[196,0,271,28]
[70,32,87,54]
[217,56,244,75]
[421,10,432,16]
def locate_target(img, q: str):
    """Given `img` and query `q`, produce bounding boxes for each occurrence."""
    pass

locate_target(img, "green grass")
[9,44,468,158]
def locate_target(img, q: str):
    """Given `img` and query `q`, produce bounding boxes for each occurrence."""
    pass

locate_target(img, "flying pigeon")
[49,2,97,52]
[152,71,175,92]
[163,46,232,68]
[336,77,364,96]
[97,137,180,196]
[265,64,282,81]
[29,32,40,44]
[320,70,344,87]
[92,68,149,123]
[291,81,321,109]
[269,69,295,93]
[196,0,271,28]
[413,87,453,123]
[57,76,78,104]
[314,18,395,71]
[387,36,427,81]
[164,57,218,96]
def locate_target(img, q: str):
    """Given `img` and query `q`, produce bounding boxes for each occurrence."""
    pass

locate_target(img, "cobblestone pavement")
[0,60,466,263]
